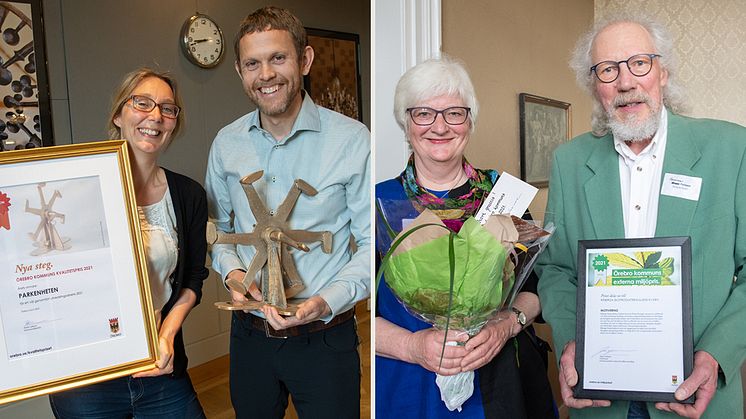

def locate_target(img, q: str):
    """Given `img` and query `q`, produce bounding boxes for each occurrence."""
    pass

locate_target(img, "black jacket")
[162,168,209,377]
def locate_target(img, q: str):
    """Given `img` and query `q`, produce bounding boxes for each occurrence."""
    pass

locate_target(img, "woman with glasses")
[375,57,556,418]
[49,68,207,418]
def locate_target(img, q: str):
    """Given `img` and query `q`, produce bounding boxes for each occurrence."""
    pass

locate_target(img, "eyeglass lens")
[592,54,658,83]
[409,107,469,125]
[131,95,180,118]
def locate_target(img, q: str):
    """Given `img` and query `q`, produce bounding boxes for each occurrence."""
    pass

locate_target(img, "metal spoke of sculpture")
[207,170,332,315]
[25,182,70,256]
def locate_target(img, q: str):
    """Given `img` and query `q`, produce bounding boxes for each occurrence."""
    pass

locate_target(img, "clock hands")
[190,38,214,46]
[181,14,224,68]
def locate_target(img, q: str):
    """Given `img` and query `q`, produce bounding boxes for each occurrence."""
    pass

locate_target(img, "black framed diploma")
[575,237,694,403]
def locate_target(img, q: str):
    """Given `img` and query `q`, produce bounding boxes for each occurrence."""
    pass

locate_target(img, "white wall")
[374,0,441,182]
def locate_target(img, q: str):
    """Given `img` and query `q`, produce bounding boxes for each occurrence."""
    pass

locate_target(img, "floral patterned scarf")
[399,154,496,231]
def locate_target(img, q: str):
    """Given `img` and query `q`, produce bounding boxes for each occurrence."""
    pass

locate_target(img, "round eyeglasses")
[590,53,662,83]
[129,95,180,119]
[406,106,470,126]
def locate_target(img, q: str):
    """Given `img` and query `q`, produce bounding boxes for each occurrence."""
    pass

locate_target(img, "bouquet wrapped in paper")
[376,203,554,411]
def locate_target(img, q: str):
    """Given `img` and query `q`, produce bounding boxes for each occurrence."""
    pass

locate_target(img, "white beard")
[605,92,661,143]
[607,109,660,143]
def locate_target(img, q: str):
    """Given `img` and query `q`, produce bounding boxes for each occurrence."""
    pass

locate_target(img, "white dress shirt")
[205,93,371,320]
[615,110,668,238]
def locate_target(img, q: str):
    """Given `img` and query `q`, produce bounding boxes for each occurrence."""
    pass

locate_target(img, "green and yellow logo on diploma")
[589,251,675,287]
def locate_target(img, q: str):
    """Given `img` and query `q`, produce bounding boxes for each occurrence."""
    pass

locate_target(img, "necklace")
[430,170,464,199]
[400,155,496,232]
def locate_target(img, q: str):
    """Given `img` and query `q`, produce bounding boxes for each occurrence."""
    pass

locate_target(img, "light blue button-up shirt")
[205,93,370,320]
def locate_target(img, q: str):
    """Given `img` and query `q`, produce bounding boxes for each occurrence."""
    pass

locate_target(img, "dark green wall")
[43,0,370,184]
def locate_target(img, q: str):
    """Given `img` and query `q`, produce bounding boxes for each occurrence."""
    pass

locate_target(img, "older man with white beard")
[536,14,746,419]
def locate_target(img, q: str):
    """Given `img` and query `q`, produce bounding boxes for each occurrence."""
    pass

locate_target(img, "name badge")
[661,173,702,201]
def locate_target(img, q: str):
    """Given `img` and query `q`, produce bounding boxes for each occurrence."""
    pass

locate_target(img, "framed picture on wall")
[0,141,158,405]
[519,93,571,188]
[304,27,363,122]
[0,0,53,152]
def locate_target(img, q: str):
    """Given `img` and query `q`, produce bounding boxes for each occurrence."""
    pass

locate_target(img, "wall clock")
[180,14,224,68]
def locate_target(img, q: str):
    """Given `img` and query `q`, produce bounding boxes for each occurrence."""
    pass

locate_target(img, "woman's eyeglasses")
[406,106,470,126]
[128,95,180,119]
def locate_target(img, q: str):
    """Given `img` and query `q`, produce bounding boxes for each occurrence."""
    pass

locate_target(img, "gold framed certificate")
[575,237,694,403]
[0,140,158,405]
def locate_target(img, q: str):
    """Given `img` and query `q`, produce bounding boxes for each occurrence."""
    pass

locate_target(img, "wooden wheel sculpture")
[208,171,332,315]
[25,182,70,256]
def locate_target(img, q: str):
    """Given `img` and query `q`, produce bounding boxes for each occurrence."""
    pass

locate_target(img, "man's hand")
[655,351,719,418]
[227,270,261,312]
[261,295,331,330]
[227,269,262,301]
[406,328,469,376]
[460,317,512,371]
[559,341,611,409]
[246,280,262,301]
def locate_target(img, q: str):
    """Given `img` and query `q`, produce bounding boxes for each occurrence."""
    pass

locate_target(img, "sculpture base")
[214,299,305,316]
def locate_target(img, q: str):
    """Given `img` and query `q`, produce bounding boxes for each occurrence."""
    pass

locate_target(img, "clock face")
[181,14,224,68]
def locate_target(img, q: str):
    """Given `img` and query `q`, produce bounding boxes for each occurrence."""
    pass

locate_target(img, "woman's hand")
[406,328,469,376]
[132,289,197,378]
[456,292,542,371]
[460,316,513,371]
[132,332,175,377]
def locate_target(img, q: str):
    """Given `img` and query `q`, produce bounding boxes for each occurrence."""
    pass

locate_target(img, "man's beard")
[247,77,300,117]
[605,92,661,143]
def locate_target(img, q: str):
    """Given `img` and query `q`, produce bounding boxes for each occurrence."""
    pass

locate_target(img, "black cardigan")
[161,168,209,377]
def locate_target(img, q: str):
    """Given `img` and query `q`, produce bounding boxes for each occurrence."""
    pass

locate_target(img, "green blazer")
[536,110,746,418]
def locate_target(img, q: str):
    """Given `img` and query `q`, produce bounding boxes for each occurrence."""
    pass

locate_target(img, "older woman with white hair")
[375,56,556,418]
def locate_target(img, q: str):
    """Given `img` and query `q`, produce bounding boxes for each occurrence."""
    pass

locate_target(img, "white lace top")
[138,188,178,328]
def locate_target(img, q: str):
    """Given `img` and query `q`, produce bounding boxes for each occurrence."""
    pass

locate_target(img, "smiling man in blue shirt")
[205,6,370,419]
